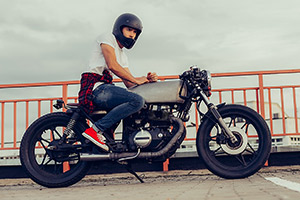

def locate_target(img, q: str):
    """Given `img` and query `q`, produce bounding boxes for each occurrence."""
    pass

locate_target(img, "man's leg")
[92,84,145,131]
[82,84,144,150]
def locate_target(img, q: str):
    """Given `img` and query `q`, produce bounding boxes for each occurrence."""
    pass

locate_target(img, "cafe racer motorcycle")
[20,66,271,188]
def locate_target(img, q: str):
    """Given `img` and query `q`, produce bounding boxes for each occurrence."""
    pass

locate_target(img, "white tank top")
[87,32,129,75]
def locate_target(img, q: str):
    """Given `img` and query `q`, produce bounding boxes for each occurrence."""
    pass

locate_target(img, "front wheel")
[196,104,271,179]
[20,112,90,188]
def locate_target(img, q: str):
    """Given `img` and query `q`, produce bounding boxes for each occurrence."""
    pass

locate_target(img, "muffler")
[80,153,110,161]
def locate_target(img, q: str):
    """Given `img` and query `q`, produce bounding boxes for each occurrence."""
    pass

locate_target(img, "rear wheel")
[20,112,90,188]
[197,104,271,179]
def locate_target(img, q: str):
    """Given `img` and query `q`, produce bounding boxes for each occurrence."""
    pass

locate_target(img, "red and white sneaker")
[82,127,109,152]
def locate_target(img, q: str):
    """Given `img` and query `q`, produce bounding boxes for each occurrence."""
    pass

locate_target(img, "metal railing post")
[268,89,274,135]
[293,87,299,134]
[280,88,286,135]
[1,103,4,149]
[62,84,68,112]
[26,101,29,129]
[13,102,17,148]
[258,74,265,119]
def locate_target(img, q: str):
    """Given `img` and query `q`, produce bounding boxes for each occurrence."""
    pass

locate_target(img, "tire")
[196,104,271,179]
[20,112,91,188]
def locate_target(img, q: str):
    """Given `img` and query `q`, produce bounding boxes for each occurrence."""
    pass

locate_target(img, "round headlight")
[206,71,212,89]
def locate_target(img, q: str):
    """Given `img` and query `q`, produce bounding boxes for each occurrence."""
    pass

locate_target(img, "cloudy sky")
[0,0,300,144]
[1,0,300,85]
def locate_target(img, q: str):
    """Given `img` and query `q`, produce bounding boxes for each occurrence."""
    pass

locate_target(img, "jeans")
[92,84,145,132]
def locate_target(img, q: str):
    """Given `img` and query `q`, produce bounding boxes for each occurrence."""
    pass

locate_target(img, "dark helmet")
[112,13,143,49]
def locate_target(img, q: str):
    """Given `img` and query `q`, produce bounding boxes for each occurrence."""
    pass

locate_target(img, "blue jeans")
[92,84,145,132]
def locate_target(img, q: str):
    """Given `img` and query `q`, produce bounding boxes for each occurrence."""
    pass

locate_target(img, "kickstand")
[123,162,144,183]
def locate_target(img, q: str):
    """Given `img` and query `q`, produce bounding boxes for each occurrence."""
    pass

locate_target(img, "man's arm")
[122,67,152,88]
[101,43,149,86]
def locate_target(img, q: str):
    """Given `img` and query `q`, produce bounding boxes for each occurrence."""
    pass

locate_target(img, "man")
[79,13,158,151]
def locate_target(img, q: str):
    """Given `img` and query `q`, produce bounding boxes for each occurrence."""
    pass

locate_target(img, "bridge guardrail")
[1,69,299,167]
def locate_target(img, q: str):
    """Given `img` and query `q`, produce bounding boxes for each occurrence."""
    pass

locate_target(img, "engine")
[128,127,168,151]
[125,105,175,151]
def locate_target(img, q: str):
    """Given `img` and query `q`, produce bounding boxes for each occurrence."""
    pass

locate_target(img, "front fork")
[199,90,238,144]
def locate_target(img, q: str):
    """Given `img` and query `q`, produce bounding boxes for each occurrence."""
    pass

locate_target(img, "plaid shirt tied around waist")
[78,70,113,113]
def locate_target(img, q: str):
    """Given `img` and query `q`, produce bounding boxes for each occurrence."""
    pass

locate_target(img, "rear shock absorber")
[59,109,81,144]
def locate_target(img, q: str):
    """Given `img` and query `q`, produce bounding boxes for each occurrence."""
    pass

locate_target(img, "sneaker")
[82,127,109,152]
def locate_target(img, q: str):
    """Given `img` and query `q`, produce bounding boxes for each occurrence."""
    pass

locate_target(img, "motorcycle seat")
[66,103,107,115]
[91,110,107,115]
[67,103,79,106]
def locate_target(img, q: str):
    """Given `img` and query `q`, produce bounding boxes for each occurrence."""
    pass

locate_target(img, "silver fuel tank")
[129,80,187,104]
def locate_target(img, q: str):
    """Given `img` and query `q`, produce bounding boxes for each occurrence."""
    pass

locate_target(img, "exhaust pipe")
[80,117,185,161]
[80,153,110,161]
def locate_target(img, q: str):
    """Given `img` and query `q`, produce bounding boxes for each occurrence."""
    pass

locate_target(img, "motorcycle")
[20,66,271,188]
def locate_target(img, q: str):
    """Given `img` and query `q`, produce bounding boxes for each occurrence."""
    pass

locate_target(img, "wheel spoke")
[228,118,233,127]
[212,146,225,156]
[54,161,58,173]
[240,121,248,129]
[40,153,48,166]
[214,146,221,153]
[228,116,237,128]
[52,127,62,139]
[247,143,257,155]
[235,154,247,166]
[40,138,50,144]
[54,161,64,174]
[39,139,50,149]
[244,123,250,134]
[55,162,64,174]
[245,148,255,155]
[38,145,52,168]
[43,158,52,166]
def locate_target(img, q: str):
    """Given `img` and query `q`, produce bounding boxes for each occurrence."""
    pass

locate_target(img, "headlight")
[202,70,212,97]
[206,70,212,90]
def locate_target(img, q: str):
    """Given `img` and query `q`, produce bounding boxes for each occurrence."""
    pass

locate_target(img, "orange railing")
[211,69,300,139]
[0,69,299,151]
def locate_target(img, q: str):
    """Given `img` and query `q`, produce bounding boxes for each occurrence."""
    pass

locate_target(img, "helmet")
[112,13,143,49]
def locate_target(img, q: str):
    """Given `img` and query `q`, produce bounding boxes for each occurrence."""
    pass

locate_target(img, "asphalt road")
[1,165,300,200]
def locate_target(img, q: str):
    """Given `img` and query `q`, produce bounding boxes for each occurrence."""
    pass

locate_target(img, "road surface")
[1,165,300,200]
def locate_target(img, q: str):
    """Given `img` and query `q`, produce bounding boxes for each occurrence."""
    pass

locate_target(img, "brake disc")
[220,127,248,155]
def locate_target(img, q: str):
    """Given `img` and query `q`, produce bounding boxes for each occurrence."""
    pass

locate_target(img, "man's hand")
[147,72,158,82]
[136,76,149,85]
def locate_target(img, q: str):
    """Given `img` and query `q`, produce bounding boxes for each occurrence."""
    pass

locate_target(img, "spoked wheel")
[20,112,90,188]
[197,104,271,179]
